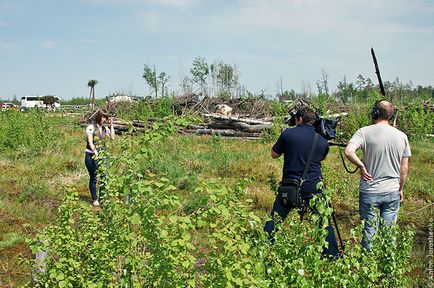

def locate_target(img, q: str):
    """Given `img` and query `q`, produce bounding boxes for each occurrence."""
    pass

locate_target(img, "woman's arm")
[87,133,98,157]
[108,117,115,140]
[86,124,99,157]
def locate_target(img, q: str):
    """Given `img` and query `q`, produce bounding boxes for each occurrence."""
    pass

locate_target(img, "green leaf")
[169,216,177,223]
[130,213,142,225]
[182,260,190,268]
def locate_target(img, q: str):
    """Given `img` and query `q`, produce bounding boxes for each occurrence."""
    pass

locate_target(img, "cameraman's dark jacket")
[272,124,329,197]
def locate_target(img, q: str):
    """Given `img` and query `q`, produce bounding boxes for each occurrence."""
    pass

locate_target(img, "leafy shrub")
[397,103,434,140]
[115,97,176,121]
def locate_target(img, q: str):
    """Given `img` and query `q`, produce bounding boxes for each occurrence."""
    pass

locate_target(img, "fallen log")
[203,113,273,125]
[207,122,272,133]
[187,124,207,130]
[194,128,261,138]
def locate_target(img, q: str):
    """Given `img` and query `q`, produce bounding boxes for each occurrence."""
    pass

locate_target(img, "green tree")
[217,62,238,91]
[143,65,158,98]
[190,57,209,96]
[211,61,239,99]
[87,79,98,110]
[40,95,57,109]
[336,76,357,103]
[143,65,170,97]
[355,74,366,91]
[316,69,330,113]
[158,72,170,97]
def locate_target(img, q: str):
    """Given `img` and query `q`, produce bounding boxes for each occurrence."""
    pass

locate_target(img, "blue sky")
[1,0,433,100]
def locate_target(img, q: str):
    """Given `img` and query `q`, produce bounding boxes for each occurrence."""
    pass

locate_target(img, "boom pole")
[371,48,386,97]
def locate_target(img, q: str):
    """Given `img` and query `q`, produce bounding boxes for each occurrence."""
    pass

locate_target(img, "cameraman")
[264,106,339,258]
[344,100,411,249]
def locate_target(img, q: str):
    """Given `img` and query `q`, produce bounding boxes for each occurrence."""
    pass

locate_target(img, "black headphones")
[371,100,382,120]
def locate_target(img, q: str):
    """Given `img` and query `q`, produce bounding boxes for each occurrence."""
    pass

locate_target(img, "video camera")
[288,109,338,141]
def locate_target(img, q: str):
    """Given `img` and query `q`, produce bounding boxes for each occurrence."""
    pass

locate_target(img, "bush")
[397,103,434,140]
[115,97,175,121]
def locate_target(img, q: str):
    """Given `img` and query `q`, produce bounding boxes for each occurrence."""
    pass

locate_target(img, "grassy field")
[0,113,433,287]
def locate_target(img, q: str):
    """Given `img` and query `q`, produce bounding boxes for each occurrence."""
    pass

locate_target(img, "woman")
[84,109,115,206]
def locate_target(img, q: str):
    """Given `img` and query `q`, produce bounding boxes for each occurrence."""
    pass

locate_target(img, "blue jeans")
[84,153,108,201]
[264,190,340,258]
[359,191,400,249]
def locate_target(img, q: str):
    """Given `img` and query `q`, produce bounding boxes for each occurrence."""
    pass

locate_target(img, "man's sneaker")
[93,200,100,207]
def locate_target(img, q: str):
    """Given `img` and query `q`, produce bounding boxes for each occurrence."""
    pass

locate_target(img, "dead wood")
[186,128,261,138]
[202,113,273,125]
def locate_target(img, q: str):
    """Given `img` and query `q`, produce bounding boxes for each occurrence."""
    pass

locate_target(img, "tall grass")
[0,110,76,157]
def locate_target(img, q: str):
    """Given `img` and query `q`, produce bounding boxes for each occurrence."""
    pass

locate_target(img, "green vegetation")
[0,99,432,287]
[0,110,72,156]
[25,122,418,287]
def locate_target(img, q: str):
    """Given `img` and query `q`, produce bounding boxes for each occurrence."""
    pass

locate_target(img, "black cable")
[337,144,359,174]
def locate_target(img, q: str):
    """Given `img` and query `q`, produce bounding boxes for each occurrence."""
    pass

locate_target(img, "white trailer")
[20,96,44,108]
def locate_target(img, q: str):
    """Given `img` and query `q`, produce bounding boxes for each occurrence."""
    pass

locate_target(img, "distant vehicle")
[20,95,61,109]
[20,96,44,109]
[1,102,19,110]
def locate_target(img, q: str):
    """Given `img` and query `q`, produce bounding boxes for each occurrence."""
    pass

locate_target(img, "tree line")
[142,57,433,104]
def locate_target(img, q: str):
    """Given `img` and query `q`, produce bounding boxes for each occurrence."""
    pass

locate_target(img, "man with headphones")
[344,100,411,249]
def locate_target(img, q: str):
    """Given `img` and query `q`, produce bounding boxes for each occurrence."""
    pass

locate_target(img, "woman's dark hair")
[95,109,109,124]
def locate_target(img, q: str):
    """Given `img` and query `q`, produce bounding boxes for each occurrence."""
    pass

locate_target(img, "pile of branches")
[79,108,274,139]
[172,94,273,118]
[79,97,352,139]
[179,113,273,139]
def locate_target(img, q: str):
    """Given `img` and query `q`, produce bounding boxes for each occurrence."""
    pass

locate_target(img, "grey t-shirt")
[349,124,411,193]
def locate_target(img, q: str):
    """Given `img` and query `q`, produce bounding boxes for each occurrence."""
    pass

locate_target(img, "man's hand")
[399,190,404,202]
[360,166,373,181]
[93,151,99,159]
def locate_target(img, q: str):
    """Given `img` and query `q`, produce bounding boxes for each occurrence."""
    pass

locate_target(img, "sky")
[1,0,433,100]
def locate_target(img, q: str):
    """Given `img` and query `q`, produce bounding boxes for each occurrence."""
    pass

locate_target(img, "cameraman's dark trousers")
[263,190,339,258]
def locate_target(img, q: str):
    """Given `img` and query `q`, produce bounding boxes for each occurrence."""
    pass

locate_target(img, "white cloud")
[42,41,58,49]
[0,41,17,50]
[200,0,434,37]
[233,0,344,32]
